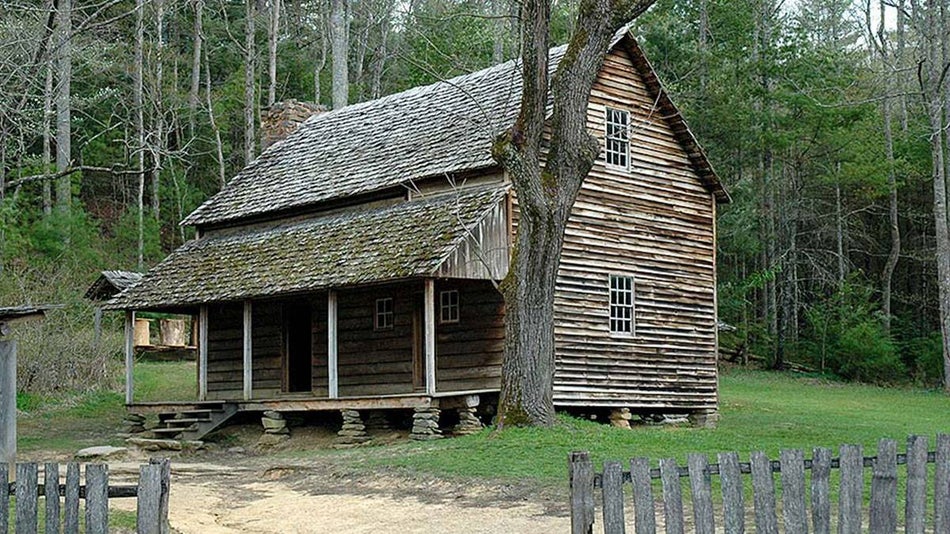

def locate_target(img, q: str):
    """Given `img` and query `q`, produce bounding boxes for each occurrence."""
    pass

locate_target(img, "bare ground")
[79,425,574,533]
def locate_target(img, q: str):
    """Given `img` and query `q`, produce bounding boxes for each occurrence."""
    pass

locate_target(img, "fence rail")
[569,434,950,534]
[0,458,170,534]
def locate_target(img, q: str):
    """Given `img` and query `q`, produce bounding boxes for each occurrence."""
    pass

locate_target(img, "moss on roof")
[105,187,508,310]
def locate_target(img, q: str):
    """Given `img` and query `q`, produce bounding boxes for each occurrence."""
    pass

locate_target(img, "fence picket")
[0,463,9,533]
[869,439,897,534]
[569,451,594,534]
[602,461,625,534]
[150,458,171,534]
[905,435,928,534]
[63,463,79,534]
[718,452,744,534]
[935,434,950,534]
[688,454,715,534]
[45,462,60,534]
[84,464,109,534]
[137,463,164,534]
[751,451,778,534]
[630,457,656,534]
[16,462,39,534]
[659,458,684,534]
[811,447,831,534]
[838,444,863,534]
[780,449,808,534]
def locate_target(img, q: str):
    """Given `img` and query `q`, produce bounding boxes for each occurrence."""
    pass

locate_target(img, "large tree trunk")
[43,45,53,215]
[492,0,656,426]
[204,45,227,190]
[330,0,348,109]
[55,0,72,211]
[151,0,165,222]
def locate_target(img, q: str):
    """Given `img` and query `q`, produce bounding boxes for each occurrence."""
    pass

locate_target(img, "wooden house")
[105,29,728,441]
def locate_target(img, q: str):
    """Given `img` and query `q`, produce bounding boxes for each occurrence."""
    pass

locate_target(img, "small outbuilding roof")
[0,305,61,335]
[84,270,144,301]
[182,29,726,229]
[105,186,509,311]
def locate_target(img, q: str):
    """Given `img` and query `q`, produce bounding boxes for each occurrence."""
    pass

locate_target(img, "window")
[440,290,459,324]
[605,107,630,169]
[609,275,635,335]
[375,298,393,330]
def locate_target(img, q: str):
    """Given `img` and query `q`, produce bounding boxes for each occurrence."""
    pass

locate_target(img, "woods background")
[1,0,948,394]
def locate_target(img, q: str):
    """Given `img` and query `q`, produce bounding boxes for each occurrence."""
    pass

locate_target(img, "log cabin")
[105,28,729,441]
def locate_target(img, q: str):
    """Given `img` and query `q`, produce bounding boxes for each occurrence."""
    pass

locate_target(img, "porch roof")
[104,186,508,311]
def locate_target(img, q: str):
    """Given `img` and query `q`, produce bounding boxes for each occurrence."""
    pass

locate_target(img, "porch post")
[243,300,253,401]
[328,290,338,398]
[198,305,208,401]
[124,310,135,405]
[424,279,436,396]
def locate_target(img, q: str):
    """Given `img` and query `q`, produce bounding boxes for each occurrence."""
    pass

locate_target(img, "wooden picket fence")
[0,458,170,534]
[569,434,950,534]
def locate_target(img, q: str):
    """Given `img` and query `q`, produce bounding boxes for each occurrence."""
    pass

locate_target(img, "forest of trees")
[2,0,950,394]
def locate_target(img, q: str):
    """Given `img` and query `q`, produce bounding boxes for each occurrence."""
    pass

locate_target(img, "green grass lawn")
[343,368,950,480]
[15,362,950,480]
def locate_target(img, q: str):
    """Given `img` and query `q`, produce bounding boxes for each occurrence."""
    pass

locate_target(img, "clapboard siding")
[206,302,242,398]
[551,45,718,411]
[436,280,505,392]
[337,283,416,396]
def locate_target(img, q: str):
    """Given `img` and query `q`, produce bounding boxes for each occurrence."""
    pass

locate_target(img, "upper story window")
[440,290,459,324]
[605,107,630,169]
[375,298,394,330]
[609,274,635,336]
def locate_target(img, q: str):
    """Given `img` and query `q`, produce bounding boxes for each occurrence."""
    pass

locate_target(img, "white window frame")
[608,274,635,336]
[604,107,630,170]
[374,298,394,330]
[439,290,460,324]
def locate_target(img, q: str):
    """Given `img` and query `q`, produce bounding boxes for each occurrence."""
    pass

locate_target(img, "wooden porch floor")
[127,389,498,415]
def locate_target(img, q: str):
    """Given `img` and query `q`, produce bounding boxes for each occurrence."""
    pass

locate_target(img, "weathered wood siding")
[206,302,242,399]
[435,280,504,392]
[434,199,509,281]
[337,283,416,396]
[205,299,304,399]
[310,295,329,397]
[551,46,718,411]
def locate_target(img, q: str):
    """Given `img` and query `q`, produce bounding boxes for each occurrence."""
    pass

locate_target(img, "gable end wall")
[552,46,718,412]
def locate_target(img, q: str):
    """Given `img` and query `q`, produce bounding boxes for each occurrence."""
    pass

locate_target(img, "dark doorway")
[284,301,313,393]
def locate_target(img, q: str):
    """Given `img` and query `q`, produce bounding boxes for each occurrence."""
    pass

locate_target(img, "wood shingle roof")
[106,187,508,311]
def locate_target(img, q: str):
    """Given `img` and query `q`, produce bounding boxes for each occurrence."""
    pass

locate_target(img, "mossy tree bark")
[492,0,657,427]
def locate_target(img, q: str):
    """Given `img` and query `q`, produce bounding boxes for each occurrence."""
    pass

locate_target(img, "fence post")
[45,462,60,534]
[0,463,9,533]
[718,452,744,534]
[659,458,684,534]
[905,436,928,534]
[84,464,109,534]
[569,451,595,534]
[935,434,950,534]
[602,461,625,534]
[137,463,163,534]
[153,458,170,534]
[869,439,897,534]
[16,462,39,534]
[688,454,715,534]
[0,340,16,471]
[750,451,778,534]
[780,449,807,534]
[630,458,656,534]
[63,463,80,534]
[811,447,832,534]
[838,444,864,534]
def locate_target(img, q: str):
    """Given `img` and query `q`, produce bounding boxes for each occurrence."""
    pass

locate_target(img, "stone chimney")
[261,100,328,151]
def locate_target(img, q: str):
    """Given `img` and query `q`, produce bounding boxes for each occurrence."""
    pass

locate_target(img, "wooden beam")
[124,310,135,405]
[0,339,16,468]
[243,301,253,401]
[328,290,338,398]
[424,279,436,395]
[239,394,433,412]
[198,305,208,401]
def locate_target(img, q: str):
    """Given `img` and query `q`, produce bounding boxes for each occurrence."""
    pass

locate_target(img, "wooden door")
[412,293,425,391]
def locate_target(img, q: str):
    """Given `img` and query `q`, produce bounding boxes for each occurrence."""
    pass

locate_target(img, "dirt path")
[110,458,571,533]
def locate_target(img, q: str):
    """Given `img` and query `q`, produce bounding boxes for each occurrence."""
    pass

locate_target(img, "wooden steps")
[151,402,238,441]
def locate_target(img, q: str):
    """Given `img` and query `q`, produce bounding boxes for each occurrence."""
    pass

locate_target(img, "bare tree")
[491,0,657,426]
[267,0,281,106]
[188,0,204,138]
[135,0,146,269]
[330,0,348,108]
[245,0,257,164]
[55,0,72,210]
